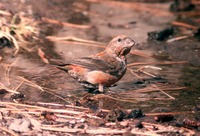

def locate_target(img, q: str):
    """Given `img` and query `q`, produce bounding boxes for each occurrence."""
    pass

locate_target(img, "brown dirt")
[0,0,200,135]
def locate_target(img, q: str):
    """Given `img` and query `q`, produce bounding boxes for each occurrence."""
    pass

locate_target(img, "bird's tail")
[38,48,69,67]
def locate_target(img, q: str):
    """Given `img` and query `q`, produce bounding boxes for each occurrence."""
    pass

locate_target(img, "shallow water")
[0,0,199,114]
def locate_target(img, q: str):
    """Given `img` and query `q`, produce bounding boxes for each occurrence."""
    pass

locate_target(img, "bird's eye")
[117,38,121,42]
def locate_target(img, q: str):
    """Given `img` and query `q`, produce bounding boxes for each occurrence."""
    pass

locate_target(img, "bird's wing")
[57,57,119,76]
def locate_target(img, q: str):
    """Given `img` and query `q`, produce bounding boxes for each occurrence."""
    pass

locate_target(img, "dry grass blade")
[93,94,138,103]
[18,76,45,92]
[12,76,71,104]
[85,0,172,17]
[48,40,105,49]
[17,76,70,103]
[130,50,152,58]
[42,17,90,29]
[0,126,19,136]
[0,10,12,16]
[130,86,186,93]
[0,82,20,94]
[136,65,162,78]
[145,111,195,116]
[4,58,18,85]
[171,21,198,30]
[151,84,175,100]
[36,102,90,110]
[46,36,152,59]
[128,61,187,67]
[46,36,104,45]
[40,126,160,136]
[167,35,191,43]
[0,101,100,119]
[142,122,195,135]
[13,81,24,92]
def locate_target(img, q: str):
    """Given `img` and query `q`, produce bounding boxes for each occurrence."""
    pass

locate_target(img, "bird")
[41,35,138,92]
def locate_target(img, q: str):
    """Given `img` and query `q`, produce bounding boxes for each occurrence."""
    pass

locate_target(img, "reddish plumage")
[55,35,138,92]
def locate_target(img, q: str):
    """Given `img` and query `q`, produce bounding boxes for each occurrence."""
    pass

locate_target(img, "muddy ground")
[0,0,200,135]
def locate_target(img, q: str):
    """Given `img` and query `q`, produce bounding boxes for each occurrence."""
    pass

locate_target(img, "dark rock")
[170,0,195,12]
[148,27,174,41]
[127,109,144,119]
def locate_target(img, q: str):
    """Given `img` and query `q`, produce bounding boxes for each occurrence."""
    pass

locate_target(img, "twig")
[137,66,162,71]
[18,76,45,92]
[130,50,152,58]
[93,94,138,104]
[0,101,100,119]
[142,122,194,135]
[15,76,70,103]
[180,127,195,136]
[85,0,172,17]
[46,36,151,58]
[46,36,104,45]
[167,35,192,43]
[128,61,187,67]
[42,17,90,29]
[40,126,160,136]
[5,58,18,85]
[0,126,19,136]
[46,38,105,49]
[0,10,12,16]
[0,82,20,94]
[145,111,195,116]
[36,102,90,110]
[136,65,162,78]
[171,21,198,30]
[13,81,24,93]
[138,70,157,78]
[134,86,186,93]
[151,84,175,100]
[129,68,143,78]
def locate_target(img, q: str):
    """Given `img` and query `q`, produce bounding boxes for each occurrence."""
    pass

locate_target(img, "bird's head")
[106,35,138,57]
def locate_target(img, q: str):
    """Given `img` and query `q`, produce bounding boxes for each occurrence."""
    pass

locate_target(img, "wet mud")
[0,0,200,135]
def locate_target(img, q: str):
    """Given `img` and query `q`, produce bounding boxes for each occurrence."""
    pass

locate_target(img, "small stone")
[9,118,31,132]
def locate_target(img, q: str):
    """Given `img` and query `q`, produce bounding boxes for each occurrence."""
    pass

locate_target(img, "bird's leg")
[98,84,104,92]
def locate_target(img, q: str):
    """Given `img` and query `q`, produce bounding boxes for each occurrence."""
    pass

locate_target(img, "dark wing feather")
[56,57,119,76]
